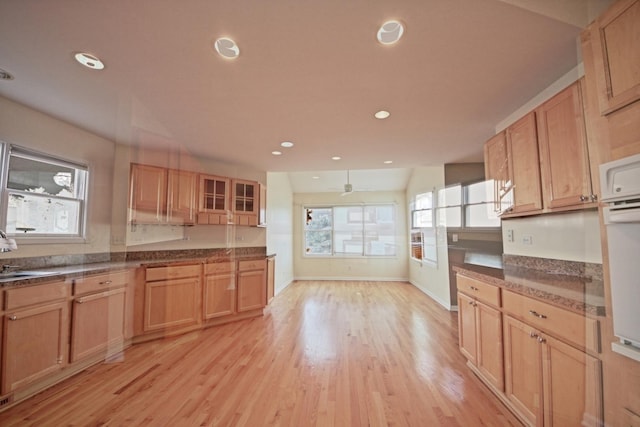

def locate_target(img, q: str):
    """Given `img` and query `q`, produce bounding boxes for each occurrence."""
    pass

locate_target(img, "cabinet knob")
[8,315,17,321]
[590,194,598,202]
[529,331,538,339]
[99,280,112,285]
[580,195,588,202]
[76,299,84,304]
[468,300,474,305]
[537,336,546,344]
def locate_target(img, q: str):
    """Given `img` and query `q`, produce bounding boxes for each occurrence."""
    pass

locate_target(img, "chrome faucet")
[0,230,17,252]
[0,230,6,238]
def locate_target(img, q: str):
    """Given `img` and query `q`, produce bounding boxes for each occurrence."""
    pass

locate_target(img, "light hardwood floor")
[0,281,522,426]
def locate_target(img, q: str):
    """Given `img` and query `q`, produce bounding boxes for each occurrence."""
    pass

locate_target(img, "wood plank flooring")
[0,281,522,426]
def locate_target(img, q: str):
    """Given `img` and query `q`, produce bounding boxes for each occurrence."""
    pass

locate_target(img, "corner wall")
[266,172,294,294]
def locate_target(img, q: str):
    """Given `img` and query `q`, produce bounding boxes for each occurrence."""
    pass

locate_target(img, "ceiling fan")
[341,170,354,196]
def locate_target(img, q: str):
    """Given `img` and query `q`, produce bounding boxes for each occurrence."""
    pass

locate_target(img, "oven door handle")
[605,206,640,224]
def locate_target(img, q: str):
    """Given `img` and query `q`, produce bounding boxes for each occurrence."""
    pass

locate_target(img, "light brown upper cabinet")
[484,132,511,213]
[129,163,197,225]
[198,174,231,225]
[537,80,597,211]
[232,179,260,226]
[167,169,197,224]
[505,112,543,215]
[129,163,167,223]
[587,0,640,115]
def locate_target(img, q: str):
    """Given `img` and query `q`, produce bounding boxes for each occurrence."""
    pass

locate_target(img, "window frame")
[303,203,398,258]
[0,144,89,243]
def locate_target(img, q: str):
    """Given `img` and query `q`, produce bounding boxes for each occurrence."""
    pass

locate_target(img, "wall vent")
[0,395,13,407]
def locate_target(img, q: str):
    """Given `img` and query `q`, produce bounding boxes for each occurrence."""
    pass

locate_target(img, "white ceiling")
[0,0,591,192]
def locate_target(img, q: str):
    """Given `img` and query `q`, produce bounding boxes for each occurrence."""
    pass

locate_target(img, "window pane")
[364,205,396,256]
[412,209,433,228]
[8,155,83,198]
[334,230,363,255]
[305,208,332,230]
[305,231,332,254]
[437,185,462,207]
[436,206,461,227]
[466,180,495,204]
[415,192,433,210]
[7,192,80,235]
[465,203,501,227]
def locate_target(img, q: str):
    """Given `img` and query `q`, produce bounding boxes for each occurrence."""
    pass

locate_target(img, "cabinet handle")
[470,286,479,291]
[8,315,17,321]
[76,298,84,304]
[580,195,588,202]
[468,300,474,305]
[99,280,112,285]
[529,331,538,339]
[537,336,546,344]
[590,194,598,202]
[528,310,547,319]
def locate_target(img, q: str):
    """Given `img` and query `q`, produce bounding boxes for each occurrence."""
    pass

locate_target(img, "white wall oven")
[600,153,640,362]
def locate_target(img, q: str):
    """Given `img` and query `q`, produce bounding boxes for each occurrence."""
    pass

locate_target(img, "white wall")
[502,210,602,263]
[111,144,267,251]
[293,191,408,281]
[266,172,294,294]
[0,96,115,257]
[405,166,453,309]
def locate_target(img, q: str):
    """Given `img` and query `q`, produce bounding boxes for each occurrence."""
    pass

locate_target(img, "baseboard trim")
[293,276,409,282]
[409,280,453,311]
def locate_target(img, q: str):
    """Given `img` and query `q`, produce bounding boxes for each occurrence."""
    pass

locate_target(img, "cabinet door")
[2,301,69,394]
[503,315,543,427]
[537,82,594,210]
[70,288,126,363]
[590,0,640,115]
[129,163,167,223]
[484,131,510,184]
[506,112,543,214]
[199,174,230,215]
[476,301,504,392]
[144,277,201,331]
[457,292,477,365]
[237,269,266,312]
[167,169,197,225]
[232,179,259,226]
[203,273,236,319]
[542,334,603,427]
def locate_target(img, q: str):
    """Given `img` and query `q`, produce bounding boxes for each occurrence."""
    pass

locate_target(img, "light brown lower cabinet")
[70,288,126,363]
[237,259,266,312]
[2,284,69,395]
[203,262,236,319]
[458,292,504,392]
[457,273,603,427]
[504,315,603,427]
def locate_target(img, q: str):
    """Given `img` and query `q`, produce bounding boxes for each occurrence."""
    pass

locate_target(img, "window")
[436,184,462,227]
[464,180,501,227]
[304,204,397,257]
[411,191,433,228]
[2,146,88,239]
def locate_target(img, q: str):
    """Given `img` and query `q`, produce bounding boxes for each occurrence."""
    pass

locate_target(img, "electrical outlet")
[452,234,459,242]
[522,235,533,245]
[506,229,514,242]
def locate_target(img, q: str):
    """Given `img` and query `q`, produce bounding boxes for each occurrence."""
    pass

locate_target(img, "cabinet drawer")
[457,275,501,307]
[146,264,201,282]
[502,290,599,352]
[204,261,234,275]
[238,259,266,271]
[73,270,128,296]
[5,281,69,310]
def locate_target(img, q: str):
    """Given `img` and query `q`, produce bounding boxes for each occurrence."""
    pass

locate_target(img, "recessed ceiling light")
[0,68,14,80]
[331,156,341,161]
[74,53,105,70]
[272,151,282,156]
[280,141,294,148]
[312,176,320,180]
[375,110,390,119]
[377,20,404,45]
[384,160,393,164]
[214,37,240,59]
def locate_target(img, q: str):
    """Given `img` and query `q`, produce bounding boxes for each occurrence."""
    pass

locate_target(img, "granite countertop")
[0,248,275,288]
[453,256,606,317]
